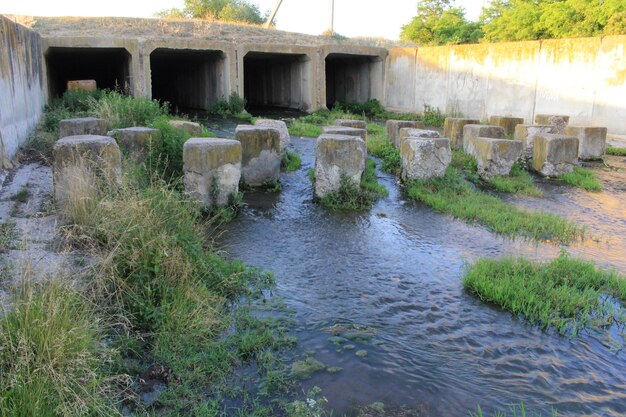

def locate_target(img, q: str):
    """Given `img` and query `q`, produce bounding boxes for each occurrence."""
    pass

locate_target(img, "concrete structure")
[322,126,367,144]
[533,134,579,176]
[534,114,569,134]
[462,124,506,155]
[111,127,160,163]
[514,124,556,159]
[489,116,524,136]
[564,126,607,160]
[183,138,241,208]
[399,128,440,142]
[466,137,523,180]
[0,16,45,169]
[387,120,425,149]
[67,79,97,91]
[334,119,367,130]
[59,117,107,138]
[169,120,203,136]
[314,134,366,198]
[235,125,281,186]
[52,135,122,205]
[254,119,290,152]
[443,118,479,150]
[401,137,451,181]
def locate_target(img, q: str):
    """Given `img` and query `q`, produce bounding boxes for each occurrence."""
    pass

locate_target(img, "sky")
[0,0,488,40]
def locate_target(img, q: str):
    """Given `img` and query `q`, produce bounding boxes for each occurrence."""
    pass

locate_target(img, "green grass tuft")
[10,188,30,203]
[463,252,626,335]
[281,149,302,172]
[319,159,387,210]
[367,127,401,175]
[489,163,543,197]
[288,121,322,138]
[558,166,603,191]
[606,146,626,156]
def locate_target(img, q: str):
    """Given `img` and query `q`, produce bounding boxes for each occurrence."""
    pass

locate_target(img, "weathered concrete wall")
[385,35,626,135]
[0,16,45,168]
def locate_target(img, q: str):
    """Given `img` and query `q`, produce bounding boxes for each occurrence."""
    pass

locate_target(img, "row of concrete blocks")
[52,118,292,209]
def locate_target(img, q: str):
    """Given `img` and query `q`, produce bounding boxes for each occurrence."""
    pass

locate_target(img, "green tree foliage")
[400,0,483,45]
[158,0,266,24]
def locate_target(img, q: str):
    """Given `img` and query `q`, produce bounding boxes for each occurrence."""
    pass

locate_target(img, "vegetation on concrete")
[606,146,626,156]
[281,149,302,172]
[558,166,603,192]
[158,0,269,25]
[463,252,626,335]
[320,159,388,211]
[401,0,625,46]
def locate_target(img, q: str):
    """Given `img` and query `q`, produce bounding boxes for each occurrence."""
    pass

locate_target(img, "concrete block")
[534,114,570,133]
[489,116,524,136]
[514,124,556,159]
[235,125,281,186]
[322,126,367,144]
[564,126,607,160]
[52,135,122,206]
[533,134,579,176]
[66,80,97,91]
[443,118,479,150]
[58,117,107,139]
[314,134,366,198]
[401,137,451,181]
[254,119,290,152]
[462,124,506,155]
[183,138,241,208]
[386,120,425,148]
[399,128,440,143]
[111,127,161,163]
[168,120,203,137]
[466,137,523,180]
[334,119,367,130]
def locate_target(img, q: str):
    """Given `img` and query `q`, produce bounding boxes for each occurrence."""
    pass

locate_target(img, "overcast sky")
[0,0,488,40]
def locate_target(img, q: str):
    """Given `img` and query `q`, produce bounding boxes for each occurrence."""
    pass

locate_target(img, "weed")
[422,105,446,127]
[10,187,30,203]
[0,221,18,252]
[284,386,329,417]
[319,160,387,210]
[489,163,543,197]
[558,166,603,192]
[241,179,283,193]
[463,252,626,335]
[209,92,247,117]
[606,146,626,156]
[289,121,322,138]
[87,90,168,130]
[281,150,302,172]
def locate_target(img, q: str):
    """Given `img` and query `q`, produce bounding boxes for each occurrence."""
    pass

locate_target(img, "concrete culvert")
[325,53,381,109]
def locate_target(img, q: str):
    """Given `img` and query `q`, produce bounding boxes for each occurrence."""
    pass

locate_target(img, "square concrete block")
[463,124,506,155]
[67,80,97,91]
[254,119,290,152]
[399,128,440,143]
[443,118,479,150]
[183,138,241,208]
[564,126,607,160]
[168,120,203,137]
[314,134,366,198]
[401,137,451,181]
[386,120,425,149]
[58,117,107,139]
[322,126,367,145]
[235,125,281,186]
[111,127,161,163]
[466,136,523,180]
[52,135,122,206]
[534,114,570,133]
[533,134,579,176]
[334,119,367,130]
[489,116,525,136]
[514,124,556,159]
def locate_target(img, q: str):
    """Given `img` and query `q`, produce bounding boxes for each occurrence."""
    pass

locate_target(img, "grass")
[606,146,626,156]
[367,124,401,175]
[488,164,543,197]
[10,187,30,203]
[0,221,18,252]
[87,90,169,130]
[288,121,322,138]
[319,159,387,210]
[463,252,626,336]
[281,149,302,172]
[469,403,557,417]
[406,168,583,243]
[558,166,603,192]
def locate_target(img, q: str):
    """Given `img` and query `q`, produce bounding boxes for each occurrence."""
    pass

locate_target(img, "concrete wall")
[385,35,626,135]
[0,16,45,168]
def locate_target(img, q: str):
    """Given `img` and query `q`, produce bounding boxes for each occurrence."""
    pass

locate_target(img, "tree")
[400,0,482,45]
[158,0,266,25]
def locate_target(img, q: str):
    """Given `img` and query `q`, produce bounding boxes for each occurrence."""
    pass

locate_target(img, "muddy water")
[215,133,626,417]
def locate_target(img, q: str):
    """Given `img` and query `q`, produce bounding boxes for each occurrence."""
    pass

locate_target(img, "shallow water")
[216,135,626,416]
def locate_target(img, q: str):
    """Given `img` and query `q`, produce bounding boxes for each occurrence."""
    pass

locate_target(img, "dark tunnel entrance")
[243,52,311,112]
[45,47,131,98]
[325,53,381,109]
[150,48,225,112]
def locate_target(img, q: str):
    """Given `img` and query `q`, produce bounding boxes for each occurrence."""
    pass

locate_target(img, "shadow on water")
[213,131,626,416]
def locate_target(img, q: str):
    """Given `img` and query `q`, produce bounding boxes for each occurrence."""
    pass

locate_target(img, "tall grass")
[87,91,168,130]
[463,252,626,335]
[558,166,603,192]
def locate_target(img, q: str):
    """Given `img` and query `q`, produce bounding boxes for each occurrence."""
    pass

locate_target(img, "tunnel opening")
[150,48,226,113]
[45,47,131,99]
[244,52,311,114]
[325,53,381,109]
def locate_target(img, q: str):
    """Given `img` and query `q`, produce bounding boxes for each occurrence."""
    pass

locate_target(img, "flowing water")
[211,125,626,416]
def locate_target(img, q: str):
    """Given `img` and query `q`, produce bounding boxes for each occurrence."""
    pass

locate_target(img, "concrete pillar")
[314,134,366,198]
[254,119,291,152]
[401,137,451,181]
[335,119,367,130]
[533,134,579,176]
[235,125,281,186]
[466,137,523,180]
[443,118,480,150]
[462,124,506,155]
[514,124,556,160]
[489,116,525,136]
[564,126,607,160]
[110,127,160,163]
[386,120,425,149]
[59,117,107,139]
